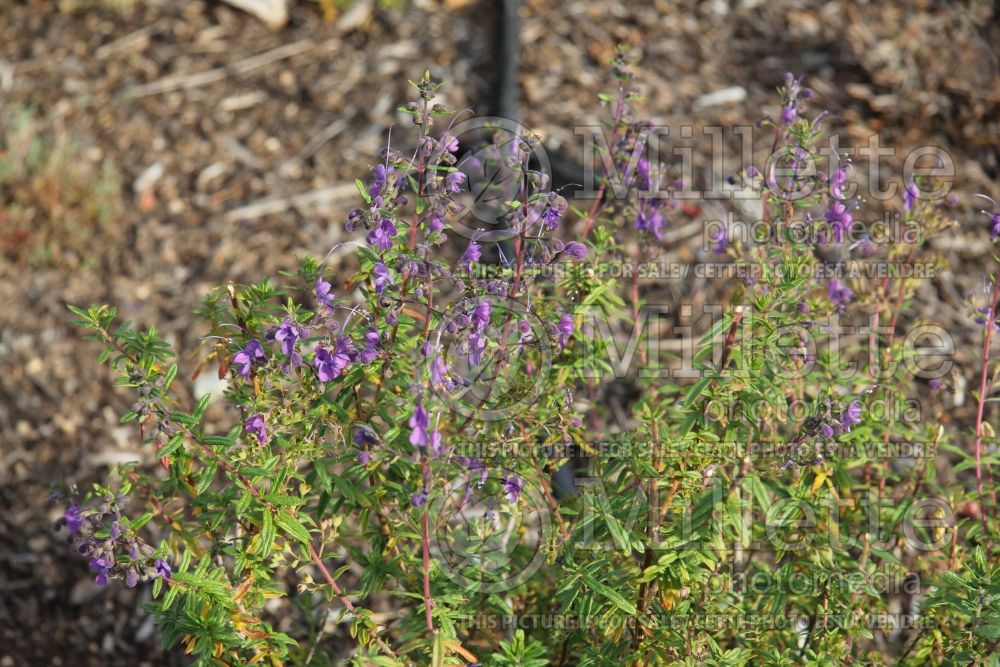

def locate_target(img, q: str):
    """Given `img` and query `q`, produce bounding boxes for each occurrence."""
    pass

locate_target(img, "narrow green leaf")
[275,511,311,545]
[260,508,275,558]
[582,573,638,615]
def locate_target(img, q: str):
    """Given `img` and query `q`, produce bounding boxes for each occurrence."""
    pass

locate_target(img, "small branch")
[279,118,351,177]
[95,24,160,61]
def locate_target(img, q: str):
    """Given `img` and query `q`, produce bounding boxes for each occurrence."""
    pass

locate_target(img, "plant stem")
[972,271,1000,546]
[308,542,397,658]
[421,455,436,633]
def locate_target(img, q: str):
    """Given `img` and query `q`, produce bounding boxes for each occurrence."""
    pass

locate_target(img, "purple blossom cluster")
[778,71,815,126]
[56,497,170,588]
[233,339,266,379]
[975,306,1000,332]
[216,77,610,516]
[816,400,864,439]
[271,319,303,368]
[408,400,444,457]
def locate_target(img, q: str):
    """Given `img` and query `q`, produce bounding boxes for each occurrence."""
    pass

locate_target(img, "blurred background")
[0,0,997,663]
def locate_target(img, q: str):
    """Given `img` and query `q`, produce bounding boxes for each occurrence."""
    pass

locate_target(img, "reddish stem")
[420,456,435,633]
[973,273,1000,546]
[308,543,397,658]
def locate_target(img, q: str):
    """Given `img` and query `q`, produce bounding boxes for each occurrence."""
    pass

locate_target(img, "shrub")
[62,55,1000,665]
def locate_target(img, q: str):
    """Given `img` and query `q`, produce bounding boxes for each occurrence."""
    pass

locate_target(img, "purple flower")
[232,339,266,379]
[411,489,428,507]
[440,133,459,154]
[273,320,303,366]
[90,556,112,586]
[503,475,524,503]
[461,241,482,270]
[65,505,84,536]
[975,307,1000,331]
[818,424,834,439]
[929,378,943,390]
[314,340,353,382]
[542,207,562,230]
[154,558,172,580]
[346,208,362,232]
[431,355,449,386]
[369,164,393,199]
[635,209,664,240]
[354,426,378,464]
[825,202,852,242]
[245,414,268,445]
[125,569,138,588]
[992,213,1000,241]
[367,218,398,251]
[313,345,336,381]
[315,276,335,310]
[518,320,532,340]
[409,401,429,448]
[354,426,378,447]
[856,236,876,257]
[472,299,492,331]
[445,171,466,194]
[459,457,488,485]
[830,165,849,199]
[373,263,393,295]
[828,278,853,307]
[781,103,797,125]
[469,331,487,365]
[429,429,444,457]
[635,157,651,191]
[109,521,121,540]
[841,401,863,430]
[563,241,588,260]
[361,327,380,364]
[556,314,574,349]
[710,226,728,255]
[904,179,919,212]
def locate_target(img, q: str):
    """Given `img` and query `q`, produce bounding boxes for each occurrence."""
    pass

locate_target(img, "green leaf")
[684,375,714,408]
[267,494,303,507]
[260,509,276,558]
[355,178,373,204]
[163,363,178,391]
[598,498,631,554]
[171,571,229,597]
[196,461,217,495]
[275,511,311,545]
[159,433,185,458]
[192,393,211,422]
[582,573,638,615]
[432,630,444,667]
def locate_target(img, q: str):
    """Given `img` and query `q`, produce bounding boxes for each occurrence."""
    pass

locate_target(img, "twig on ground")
[223,184,358,221]
[126,39,316,98]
